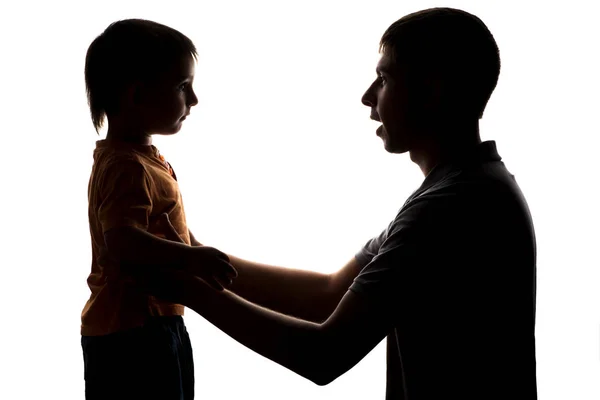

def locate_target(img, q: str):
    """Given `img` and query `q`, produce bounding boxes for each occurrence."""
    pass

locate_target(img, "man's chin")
[382,138,409,154]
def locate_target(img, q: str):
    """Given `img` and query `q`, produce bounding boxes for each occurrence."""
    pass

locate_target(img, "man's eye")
[178,83,188,91]
[379,75,387,84]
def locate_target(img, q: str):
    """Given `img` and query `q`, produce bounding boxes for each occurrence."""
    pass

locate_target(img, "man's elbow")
[306,363,343,386]
[298,344,345,386]
[311,373,338,387]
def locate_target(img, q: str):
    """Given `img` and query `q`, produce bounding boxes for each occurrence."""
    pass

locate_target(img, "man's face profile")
[362,52,416,154]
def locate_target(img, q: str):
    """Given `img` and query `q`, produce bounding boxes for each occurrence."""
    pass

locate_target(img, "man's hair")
[380,8,500,119]
[85,19,198,133]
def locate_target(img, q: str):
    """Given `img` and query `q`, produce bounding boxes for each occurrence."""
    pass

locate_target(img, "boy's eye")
[178,82,188,91]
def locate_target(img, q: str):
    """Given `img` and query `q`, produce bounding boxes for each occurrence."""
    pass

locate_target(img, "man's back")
[351,141,537,399]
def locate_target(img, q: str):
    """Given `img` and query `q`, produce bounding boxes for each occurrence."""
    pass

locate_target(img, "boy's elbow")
[104,227,133,259]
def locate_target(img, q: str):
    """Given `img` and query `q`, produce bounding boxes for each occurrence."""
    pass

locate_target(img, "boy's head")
[85,19,198,135]
[362,8,501,153]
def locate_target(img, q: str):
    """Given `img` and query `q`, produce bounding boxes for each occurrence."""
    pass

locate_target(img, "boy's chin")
[155,124,183,136]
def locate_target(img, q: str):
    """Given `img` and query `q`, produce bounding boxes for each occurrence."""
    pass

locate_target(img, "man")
[144,7,537,399]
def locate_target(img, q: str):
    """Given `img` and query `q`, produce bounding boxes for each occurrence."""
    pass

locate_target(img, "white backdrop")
[1,0,599,399]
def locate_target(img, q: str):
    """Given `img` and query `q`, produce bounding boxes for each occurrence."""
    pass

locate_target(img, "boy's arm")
[105,225,194,268]
[188,229,203,246]
[106,218,236,291]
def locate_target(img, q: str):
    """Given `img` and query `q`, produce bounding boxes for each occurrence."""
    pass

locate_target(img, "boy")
[81,19,236,400]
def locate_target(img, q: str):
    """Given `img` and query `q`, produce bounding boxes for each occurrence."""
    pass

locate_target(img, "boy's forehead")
[164,55,196,80]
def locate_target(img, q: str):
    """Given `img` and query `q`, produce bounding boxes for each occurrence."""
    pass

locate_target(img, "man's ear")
[422,73,444,112]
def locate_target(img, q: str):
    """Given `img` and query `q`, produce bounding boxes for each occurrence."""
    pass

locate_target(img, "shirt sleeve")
[355,229,387,267]
[349,198,442,303]
[97,159,153,234]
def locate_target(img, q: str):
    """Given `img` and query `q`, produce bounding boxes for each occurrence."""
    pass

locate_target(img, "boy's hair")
[380,8,501,119]
[85,19,198,133]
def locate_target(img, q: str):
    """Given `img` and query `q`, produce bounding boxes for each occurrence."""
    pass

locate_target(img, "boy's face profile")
[137,55,198,136]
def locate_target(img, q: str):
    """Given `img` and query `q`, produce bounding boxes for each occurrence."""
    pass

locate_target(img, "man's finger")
[159,213,185,243]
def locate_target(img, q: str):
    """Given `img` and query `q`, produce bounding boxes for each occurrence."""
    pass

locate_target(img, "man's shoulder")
[392,161,526,233]
[417,161,518,205]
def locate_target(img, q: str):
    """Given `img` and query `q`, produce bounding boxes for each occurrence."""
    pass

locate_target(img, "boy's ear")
[123,81,144,107]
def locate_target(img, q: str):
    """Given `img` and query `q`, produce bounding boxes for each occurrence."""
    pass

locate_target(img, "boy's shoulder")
[92,141,157,169]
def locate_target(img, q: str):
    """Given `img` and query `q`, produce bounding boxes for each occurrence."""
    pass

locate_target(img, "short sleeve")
[97,159,153,234]
[349,199,442,303]
[355,229,387,267]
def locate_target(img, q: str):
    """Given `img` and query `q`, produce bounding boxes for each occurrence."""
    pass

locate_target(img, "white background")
[1,0,599,399]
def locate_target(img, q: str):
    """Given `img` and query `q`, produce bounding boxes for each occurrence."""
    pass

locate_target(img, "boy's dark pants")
[81,316,194,400]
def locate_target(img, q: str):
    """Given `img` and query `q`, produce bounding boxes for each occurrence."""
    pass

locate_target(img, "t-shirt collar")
[413,140,502,196]
[95,139,159,157]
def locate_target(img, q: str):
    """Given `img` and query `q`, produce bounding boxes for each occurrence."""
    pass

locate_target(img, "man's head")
[85,19,198,135]
[362,8,500,153]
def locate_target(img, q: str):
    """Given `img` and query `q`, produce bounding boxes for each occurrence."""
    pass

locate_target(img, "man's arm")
[143,269,389,385]
[227,255,363,323]
[181,226,364,323]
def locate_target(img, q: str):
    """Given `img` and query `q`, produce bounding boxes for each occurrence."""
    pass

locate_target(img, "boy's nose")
[188,90,199,107]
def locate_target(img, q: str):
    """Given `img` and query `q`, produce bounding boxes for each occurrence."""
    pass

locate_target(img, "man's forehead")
[376,53,397,73]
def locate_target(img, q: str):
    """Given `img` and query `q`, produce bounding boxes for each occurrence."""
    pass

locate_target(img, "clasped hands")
[135,214,238,302]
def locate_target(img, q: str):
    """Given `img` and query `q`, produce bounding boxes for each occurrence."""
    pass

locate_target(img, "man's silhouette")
[142,7,537,399]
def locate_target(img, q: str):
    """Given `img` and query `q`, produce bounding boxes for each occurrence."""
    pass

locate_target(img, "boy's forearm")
[105,226,191,271]
[227,255,338,323]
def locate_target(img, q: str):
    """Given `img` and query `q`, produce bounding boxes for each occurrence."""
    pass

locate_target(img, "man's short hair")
[380,8,501,119]
[85,19,197,132]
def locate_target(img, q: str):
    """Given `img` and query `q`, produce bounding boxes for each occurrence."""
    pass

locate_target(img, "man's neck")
[410,122,482,176]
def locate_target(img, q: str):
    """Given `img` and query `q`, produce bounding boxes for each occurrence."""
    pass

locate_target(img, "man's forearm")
[105,226,191,270]
[227,255,339,323]
[173,274,333,385]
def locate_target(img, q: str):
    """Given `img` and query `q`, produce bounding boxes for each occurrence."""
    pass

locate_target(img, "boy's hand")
[157,213,237,291]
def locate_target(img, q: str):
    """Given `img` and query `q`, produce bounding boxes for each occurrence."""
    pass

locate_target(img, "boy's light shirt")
[81,140,191,336]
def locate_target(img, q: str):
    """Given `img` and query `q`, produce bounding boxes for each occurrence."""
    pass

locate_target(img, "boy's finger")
[205,278,224,291]
[225,264,238,278]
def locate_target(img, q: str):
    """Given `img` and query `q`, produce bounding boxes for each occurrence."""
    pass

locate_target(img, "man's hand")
[157,213,237,291]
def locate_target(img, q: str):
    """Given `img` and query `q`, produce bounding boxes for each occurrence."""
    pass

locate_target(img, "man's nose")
[361,83,376,107]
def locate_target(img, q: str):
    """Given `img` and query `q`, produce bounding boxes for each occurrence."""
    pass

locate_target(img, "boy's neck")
[106,126,153,146]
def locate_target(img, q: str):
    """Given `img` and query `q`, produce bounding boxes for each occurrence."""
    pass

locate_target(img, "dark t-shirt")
[350,141,537,399]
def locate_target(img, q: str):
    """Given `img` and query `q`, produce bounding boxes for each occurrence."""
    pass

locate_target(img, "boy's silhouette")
[143,7,537,399]
[80,19,236,400]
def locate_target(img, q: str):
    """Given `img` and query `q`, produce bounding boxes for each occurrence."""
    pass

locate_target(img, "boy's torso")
[82,140,190,336]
